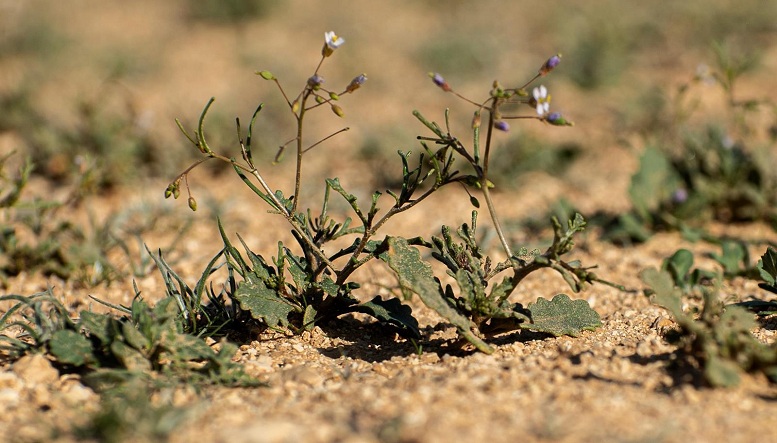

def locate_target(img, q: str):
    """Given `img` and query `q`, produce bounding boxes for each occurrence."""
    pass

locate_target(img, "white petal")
[539,85,547,98]
[533,87,541,100]
[536,103,544,116]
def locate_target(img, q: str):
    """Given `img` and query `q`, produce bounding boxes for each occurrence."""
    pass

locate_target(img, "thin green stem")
[480,99,513,259]
[292,93,308,214]
[336,182,444,284]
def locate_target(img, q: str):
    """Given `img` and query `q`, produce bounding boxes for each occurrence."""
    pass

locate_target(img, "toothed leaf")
[234,279,296,329]
[382,236,492,353]
[523,294,601,336]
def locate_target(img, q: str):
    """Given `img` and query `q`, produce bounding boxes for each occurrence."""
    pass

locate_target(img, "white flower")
[532,85,551,116]
[324,31,345,50]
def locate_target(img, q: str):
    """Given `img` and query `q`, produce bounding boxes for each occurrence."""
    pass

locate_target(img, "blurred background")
[2,0,775,184]
[0,0,775,286]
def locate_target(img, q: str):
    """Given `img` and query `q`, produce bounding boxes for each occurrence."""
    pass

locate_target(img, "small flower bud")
[429,72,451,92]
[472,111,481,129]
[545,112,574,126]
[672,188,689,204]
[173,187,180,199]
[256,70,276,80]
[165,187,172,199]
[323,31,345,57]
[316,95,325,104]
[329,92,340,101]
[494,120,510,132]
[539,54,561,76]
[188,196,197,211]
[331,104,345,117]
[345,73,367,93]
[291,99,300,114]
[307,74,324,89]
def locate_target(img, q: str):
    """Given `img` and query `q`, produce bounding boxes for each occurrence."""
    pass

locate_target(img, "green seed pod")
[331,104,344,117]
[188,196,197,211]
[256,70,275,80]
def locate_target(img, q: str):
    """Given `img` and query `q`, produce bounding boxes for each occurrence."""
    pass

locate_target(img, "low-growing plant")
[0,152,190,286]
[164,32,610,352]
[737,247,777,315]
[0,288,252,388]
[384,212,612,353]
[659,241,761,293]
[641,247,777,387]
[603,43,777,244]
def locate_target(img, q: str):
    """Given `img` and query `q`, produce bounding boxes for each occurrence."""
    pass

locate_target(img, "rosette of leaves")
[641,266,777,387]
[207,219,420,339]
[382,211,606,354]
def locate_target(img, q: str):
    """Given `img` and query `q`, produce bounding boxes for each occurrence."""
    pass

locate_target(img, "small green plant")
[737,247,777,315]
[641,262,777,387]
[383,212,608,353]
[0,289,251,387]
[164,33,607,352]
[757,247,777,295]
[603,43,777,244]
[0,152,189,286]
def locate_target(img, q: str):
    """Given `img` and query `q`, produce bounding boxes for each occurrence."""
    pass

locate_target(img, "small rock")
[60,381,96,406]
[244,355,274,377]
[12,354,59,385]
[0,388,20,409]
[282,366,324,388]
[0,371,22,389]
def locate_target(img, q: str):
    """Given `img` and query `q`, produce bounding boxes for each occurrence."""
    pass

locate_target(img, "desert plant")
[0,288,251,387]
[603,43,777,244]
[164,33,610,353]
[641,256,777,387]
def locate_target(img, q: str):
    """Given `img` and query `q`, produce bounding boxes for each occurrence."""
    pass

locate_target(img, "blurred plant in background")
[600,42,777,244]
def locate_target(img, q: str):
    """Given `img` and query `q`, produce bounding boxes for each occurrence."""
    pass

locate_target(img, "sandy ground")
[2,1,777,442]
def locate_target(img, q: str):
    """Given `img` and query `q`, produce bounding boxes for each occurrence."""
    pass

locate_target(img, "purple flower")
[307,74,324,89]
[494,120,510,132]
[546,112,574,126]
[345,73,367,93]
[540,54,561,76]
[672,188,689,204]
[429,72,451,91]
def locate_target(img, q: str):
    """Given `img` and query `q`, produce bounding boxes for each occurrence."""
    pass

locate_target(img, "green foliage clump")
[384,212,607,353]
[603,43,777,244]
[0,289,251,388]
[640,247,777,387]
[0,152,189,286]
[162,35,607,353]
